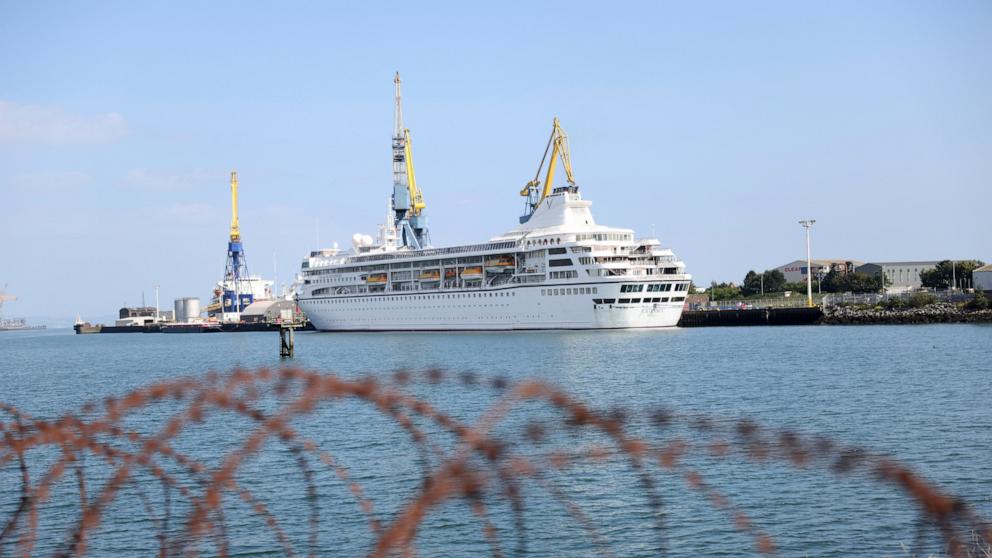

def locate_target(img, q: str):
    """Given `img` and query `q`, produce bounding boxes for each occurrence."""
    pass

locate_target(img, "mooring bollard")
[279,324,295,357]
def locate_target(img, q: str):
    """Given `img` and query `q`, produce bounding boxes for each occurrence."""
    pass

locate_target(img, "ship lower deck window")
[549,258,573,267]
[671,296,685,302]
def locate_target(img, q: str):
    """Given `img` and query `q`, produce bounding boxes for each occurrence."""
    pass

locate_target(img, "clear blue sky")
[2,1,990,323]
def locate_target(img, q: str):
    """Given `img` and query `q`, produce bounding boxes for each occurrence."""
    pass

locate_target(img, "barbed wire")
[1,368,988,557]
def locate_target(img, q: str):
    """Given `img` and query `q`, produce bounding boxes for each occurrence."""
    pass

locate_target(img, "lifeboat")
[367,273,387,284]
[485,255,515,267]
[460,267,483,280]
[444,268,457,279]
[418,269,441,281]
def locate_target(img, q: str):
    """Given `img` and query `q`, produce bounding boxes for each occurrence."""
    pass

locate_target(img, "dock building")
[855,261,939,293]
[774,259,862,283]
[973,264,992,293]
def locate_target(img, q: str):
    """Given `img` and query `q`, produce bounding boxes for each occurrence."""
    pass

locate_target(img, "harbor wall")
[678,307,823,327]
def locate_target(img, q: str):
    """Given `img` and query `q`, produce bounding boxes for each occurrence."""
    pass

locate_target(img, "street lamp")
[799,220,816,307]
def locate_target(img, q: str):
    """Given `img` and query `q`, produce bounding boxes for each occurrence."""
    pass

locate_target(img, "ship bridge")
[490,187,632,243]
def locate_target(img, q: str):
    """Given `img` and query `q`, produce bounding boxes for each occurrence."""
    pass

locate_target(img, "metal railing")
[823,290,976,307]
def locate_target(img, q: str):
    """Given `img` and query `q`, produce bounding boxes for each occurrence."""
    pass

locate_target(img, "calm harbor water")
[1,324,990,556]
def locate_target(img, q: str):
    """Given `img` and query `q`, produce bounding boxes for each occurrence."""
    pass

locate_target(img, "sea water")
[1,325,989,556]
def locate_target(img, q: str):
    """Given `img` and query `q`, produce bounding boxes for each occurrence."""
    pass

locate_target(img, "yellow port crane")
[403,128,426,216]
[520,117,575,222]
[391,72,429,249]
[229,170,240,242]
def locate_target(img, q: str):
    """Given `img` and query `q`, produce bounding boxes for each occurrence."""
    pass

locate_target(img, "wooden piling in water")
[279,325,295,357]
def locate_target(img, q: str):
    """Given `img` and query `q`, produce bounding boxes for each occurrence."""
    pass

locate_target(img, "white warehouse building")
[974,264,992,293]
[855,261,939,293]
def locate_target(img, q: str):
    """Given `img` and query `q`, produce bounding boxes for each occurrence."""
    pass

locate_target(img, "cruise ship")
[297,75,691,331]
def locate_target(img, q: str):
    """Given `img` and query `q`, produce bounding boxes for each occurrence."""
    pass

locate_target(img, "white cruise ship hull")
[300,283,685,331]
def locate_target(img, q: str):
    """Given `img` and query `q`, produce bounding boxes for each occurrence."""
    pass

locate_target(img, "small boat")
[418,269,441,281]
[485,255,515,267]
[367,273,387,284]
[460,267,483,279]
[444,268,457,279]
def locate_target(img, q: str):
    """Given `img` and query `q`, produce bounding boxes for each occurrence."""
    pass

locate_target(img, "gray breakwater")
[822,302,992,325]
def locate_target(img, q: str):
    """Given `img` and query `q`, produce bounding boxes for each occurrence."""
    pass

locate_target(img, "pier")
[678,307,823,327]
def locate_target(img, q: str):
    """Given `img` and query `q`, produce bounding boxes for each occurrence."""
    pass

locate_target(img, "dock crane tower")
[519,117,576,223]
[222,171,254,314]
[390,73,430,250]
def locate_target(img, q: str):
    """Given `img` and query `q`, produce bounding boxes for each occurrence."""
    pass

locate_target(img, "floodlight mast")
[799,219,816,307]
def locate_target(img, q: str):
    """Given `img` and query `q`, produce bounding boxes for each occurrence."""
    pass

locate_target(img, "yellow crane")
[520,117,575,219]
[229,170,240,242]
[403,128,426,215]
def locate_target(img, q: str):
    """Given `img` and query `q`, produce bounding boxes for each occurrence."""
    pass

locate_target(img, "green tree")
[708,281,741,301]
[761,269,786,293]
[920,260,986,289]
[820,270,882,293]
[740,271,761,297]
[740,269,786,297]
[783,279,819,294]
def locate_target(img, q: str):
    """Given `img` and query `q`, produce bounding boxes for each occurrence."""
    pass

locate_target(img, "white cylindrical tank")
[174,297,201,322]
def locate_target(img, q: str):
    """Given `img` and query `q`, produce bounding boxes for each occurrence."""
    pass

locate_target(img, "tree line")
[706,260,985,301]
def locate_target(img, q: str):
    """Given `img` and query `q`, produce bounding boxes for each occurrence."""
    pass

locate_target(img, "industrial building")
[239,299,300,324]
[974,264,992,293]
[116,306,173,326]
[856,261,939,293]
[774,259,862,283]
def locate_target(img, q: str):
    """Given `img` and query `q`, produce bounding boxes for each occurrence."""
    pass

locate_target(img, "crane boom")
[519,117,575,223]
[403,129,426,214]
[229,171,240,242]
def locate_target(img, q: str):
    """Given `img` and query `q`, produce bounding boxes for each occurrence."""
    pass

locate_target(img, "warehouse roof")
[241,300,279,316]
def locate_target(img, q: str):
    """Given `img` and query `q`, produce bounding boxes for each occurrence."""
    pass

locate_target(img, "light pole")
[799,219,816,307]
[154,284,160,321]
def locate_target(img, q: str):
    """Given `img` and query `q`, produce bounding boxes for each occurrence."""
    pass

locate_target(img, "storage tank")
[173,297,201,323]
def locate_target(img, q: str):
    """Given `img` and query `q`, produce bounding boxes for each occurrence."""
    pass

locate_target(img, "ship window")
[541,289,545,296]
[593,298,603,304]
[566,288,573,295]
[549,258,572,267]
[549,247,567,255]
[630,298,641,303]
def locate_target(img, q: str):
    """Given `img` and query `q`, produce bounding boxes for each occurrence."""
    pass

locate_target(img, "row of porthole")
[541,286,598,296]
